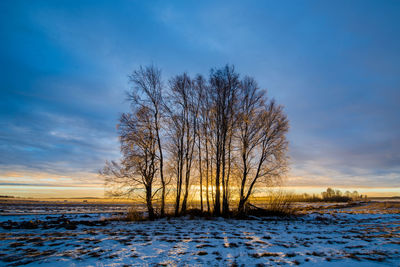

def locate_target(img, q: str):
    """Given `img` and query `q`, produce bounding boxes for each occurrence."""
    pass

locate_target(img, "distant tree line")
[293,188,367,203]
[100,65,289,218]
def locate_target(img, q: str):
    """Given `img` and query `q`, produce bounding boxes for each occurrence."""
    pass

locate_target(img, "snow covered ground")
[0,203,399,266]
[0,202,132,216]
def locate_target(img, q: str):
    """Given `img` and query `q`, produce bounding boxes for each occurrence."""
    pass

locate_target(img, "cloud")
[0,0,399,196]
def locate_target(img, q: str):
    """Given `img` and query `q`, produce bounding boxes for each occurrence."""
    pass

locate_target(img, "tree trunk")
[214,138,221,215]
[210,154,214,208]
[237,198,246,215]
[198,134,203,212]
[175,127,185,216]
[205,135,210,213]
[146,185,155,219]
[222,140,231,215]
[155,108,165,217]
[175,166,182,216]
[181,169,190,213]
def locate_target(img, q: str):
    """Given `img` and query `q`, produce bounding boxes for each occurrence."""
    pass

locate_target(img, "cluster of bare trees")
[101,65,289,218]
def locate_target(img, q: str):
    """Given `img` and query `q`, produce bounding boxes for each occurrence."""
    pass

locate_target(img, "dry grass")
[126,206,144,221]
[246,190,296,217]
[266,190,296,214]
[350,202,400,214]
[299,201,400,215]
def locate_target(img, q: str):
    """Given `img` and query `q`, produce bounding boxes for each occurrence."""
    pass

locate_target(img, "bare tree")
[128,65,166,216]
[236,77,289,214]
[101,107,160,219]
[166,73,198,215]
[194,75,207,212]
[165,110,185,215]
[209,65,239,215]
[192,76,213,213]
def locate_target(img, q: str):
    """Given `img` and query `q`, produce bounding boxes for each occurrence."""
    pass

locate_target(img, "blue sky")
[1,0,399,197]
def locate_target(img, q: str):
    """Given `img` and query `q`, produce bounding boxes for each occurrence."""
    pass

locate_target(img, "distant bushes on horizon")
[291,188,367,203]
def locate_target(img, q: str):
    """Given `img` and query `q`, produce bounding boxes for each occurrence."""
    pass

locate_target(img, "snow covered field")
[0,202,399,266]
[0,202,132,216]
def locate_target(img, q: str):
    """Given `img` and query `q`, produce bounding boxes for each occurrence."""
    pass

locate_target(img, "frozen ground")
[0,203,399,266]
[0,202,132,216]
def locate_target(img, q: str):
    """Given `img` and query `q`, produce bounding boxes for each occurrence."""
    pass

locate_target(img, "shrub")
[126,206,144,221]
[244,190,296,217]
[267,190,295,215]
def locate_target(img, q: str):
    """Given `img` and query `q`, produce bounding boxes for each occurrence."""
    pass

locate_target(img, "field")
[0,199,399,266]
